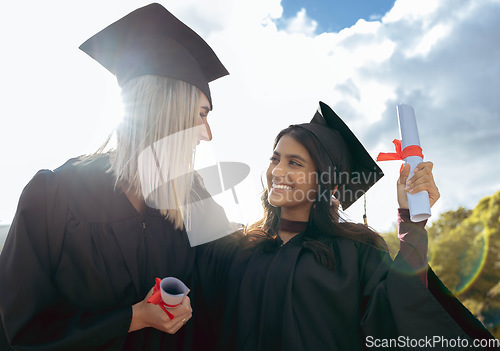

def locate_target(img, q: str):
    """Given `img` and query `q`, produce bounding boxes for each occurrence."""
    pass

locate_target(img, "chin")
[268,201,281,208]
[267,194,282,208]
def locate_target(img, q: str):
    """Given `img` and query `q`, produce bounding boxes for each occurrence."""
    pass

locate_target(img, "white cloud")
[383,0,439,23]
[282,8,318,36]
[406,23,451,57]
[1,0,499,233]
[208,0,500,230]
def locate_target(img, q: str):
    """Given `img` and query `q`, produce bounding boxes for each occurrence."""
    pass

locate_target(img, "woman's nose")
[271,162,286,177]
[199,118,212,141]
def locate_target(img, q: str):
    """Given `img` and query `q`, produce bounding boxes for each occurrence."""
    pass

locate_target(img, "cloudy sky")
[1,0,499,234]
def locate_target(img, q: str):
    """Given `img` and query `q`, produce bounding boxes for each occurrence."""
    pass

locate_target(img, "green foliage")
[381,191,500,339]
[430,191,500,338]
[427,207,472,242]
[381,224,399,260]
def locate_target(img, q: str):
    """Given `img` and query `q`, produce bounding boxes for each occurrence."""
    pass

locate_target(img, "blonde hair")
[111,75,201,229]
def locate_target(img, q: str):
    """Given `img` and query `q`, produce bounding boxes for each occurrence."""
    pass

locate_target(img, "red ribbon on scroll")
[377,139,423,162]
[147,278,182,320]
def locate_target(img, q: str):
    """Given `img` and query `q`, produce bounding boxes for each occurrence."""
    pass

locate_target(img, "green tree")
[429,191,500,338]
[381,224,399,260]
[427,206,472,242]
[381,191,500,338]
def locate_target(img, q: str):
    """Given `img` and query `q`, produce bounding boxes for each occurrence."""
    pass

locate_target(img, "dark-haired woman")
[195,102,497,351]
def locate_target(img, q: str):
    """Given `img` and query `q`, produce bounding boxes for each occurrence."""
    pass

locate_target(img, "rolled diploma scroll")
[397,104,431,222]
[160,277,190,308]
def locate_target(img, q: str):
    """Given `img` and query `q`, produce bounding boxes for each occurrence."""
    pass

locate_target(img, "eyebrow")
[273,151,308,163]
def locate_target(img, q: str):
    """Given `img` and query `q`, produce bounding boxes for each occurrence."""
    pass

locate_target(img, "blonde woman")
[0,4,228,350]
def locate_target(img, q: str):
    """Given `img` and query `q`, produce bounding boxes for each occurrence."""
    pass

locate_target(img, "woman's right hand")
[397,161,440,209]
[129,287,192,334]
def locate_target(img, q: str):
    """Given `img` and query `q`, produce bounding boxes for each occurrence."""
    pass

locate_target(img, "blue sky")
[1,0,499,235]
[279,0,396,32]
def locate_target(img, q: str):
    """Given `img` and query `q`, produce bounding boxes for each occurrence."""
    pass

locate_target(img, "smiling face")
[266,134,318,221]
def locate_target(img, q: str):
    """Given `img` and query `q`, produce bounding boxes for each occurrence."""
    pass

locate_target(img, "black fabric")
[0,156,197,350]
[196,230,498,351]
[79,3,229,109]
[427,267,498,345]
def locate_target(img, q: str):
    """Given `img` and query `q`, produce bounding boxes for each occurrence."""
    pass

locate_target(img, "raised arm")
[396,161,440,286]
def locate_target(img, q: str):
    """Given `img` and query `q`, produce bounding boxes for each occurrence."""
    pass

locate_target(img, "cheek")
[266,165,274,189]
[302,173,319,196]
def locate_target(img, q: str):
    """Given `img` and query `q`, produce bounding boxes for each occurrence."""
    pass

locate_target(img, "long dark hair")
[244,125,388,270]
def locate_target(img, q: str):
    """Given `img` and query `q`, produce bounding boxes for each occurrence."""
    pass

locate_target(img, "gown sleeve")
[397,208,428,286]
[191,232,244,351]
[359,215,498,350]
[0,171,131,351]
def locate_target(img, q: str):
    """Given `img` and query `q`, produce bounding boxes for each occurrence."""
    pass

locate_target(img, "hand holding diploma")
[129,278,192,334]
[147,277,190,319]
[378,104,434,221]
[397,161,440,211]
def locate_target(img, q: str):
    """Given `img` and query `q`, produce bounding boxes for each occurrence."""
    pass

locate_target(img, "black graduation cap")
[79,3,229,109]
[296,101,384,210]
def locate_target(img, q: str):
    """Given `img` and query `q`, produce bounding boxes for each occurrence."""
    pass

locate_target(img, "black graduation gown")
[197,224,498,351]
[0,156,197,350]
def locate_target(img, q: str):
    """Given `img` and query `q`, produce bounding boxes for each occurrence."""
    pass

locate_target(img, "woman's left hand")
[397,161,440,209]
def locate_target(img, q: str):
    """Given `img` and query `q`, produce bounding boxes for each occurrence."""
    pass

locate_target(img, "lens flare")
[454,228,490,295]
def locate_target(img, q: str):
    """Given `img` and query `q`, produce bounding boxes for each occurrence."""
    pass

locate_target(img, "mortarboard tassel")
[363,194,368,227]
